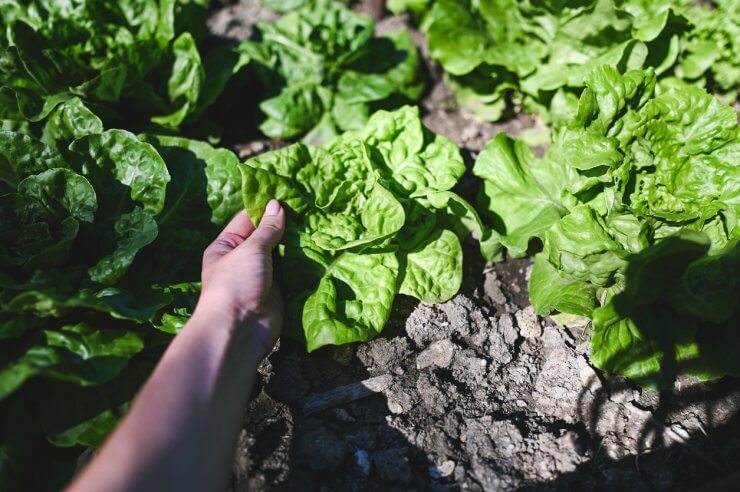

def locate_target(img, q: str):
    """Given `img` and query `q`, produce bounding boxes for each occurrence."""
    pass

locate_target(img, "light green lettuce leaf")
[399,229,462,303]
[304,251,399,351]
[529,253,597,317]
[475,65,739,387]
[473,133,570,257]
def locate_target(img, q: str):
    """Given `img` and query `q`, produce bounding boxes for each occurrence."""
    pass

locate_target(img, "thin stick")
[300,374,393,414]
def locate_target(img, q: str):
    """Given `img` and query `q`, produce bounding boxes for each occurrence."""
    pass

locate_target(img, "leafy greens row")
[240,0,425,143]
[0,0,425,143]
[390,0,739,125]
[0,96,245,488]
[0,0,237,130]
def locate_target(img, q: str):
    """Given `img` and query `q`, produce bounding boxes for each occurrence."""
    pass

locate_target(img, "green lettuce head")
[474,65,739,387]
[0,0,244,129]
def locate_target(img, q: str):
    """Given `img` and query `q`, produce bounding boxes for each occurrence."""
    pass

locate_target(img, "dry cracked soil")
[207,1,740,490]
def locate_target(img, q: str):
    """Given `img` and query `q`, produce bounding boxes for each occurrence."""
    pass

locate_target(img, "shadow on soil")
[234,238,740,491]
[237,347,740,491]
[233,294,439,490]
[523,375,740,492]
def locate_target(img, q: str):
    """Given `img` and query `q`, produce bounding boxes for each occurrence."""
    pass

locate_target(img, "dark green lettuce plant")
[239,0,425,143]
[474,65,739,387]
[0,98,243,487]
[240,106,498,351]
[0,0,243,130]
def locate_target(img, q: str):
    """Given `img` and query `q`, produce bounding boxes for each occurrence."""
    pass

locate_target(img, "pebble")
[387,400,405,414]
[416,339,456,370]
[429,460,456,478]
[515,306,542,338]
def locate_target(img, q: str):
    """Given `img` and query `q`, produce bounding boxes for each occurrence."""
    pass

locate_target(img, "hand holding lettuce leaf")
[240,106,498,351]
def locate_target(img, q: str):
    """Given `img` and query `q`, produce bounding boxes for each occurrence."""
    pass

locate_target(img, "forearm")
[69,308,262,492]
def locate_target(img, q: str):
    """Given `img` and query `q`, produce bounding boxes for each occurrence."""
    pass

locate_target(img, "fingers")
[222,210,256,239]
[203,211,256,267]
[244,199,286,254]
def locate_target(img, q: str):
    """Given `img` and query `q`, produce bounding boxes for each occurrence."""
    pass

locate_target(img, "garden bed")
[207,2,740,490]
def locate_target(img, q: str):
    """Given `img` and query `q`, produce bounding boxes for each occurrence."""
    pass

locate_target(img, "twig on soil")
[300,374,393,415]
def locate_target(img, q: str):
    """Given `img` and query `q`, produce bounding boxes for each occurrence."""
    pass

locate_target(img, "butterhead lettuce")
[394,0,738,125]
[0,97,246,486]
[474,65,739,387]
[239,0,425,144]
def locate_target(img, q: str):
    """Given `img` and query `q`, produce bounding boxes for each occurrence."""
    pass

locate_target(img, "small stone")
[515,399,527,407]
[416,339,456,370]
[387,400,405,414]
[515,306,542,338]
[451,349,488,386]
[497,314,519,345]
[354,449,372,476]
[429,460,456,478]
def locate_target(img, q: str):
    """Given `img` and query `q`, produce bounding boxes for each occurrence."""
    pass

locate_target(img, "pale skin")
[68,199,286,492]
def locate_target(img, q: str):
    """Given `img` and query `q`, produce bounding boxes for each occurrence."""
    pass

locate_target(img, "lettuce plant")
[675,0,740,102]
[240,106,497,351]
[474,66,739,387]
[0,98,243,486]
[0,0,241,130]
[239,0,425,143]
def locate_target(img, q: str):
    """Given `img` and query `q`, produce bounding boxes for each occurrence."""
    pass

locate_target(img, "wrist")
[190,293,273,359]
[194,287,253,327]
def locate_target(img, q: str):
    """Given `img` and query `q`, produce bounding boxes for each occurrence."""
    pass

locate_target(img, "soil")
[207,2,740,490]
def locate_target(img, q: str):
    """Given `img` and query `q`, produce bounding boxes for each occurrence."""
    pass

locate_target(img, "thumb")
[245,199,286,254]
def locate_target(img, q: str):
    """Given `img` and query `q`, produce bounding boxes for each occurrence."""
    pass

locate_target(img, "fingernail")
[264,199,281,216]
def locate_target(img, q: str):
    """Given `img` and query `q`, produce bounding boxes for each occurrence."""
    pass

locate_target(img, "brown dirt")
[207,2,740,491]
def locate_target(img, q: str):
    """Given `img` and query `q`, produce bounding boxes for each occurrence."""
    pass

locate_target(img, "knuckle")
[215,233,242,248]
[260,220,281,232]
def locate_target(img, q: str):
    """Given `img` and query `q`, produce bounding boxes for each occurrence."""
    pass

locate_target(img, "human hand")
[197,200,286,359]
